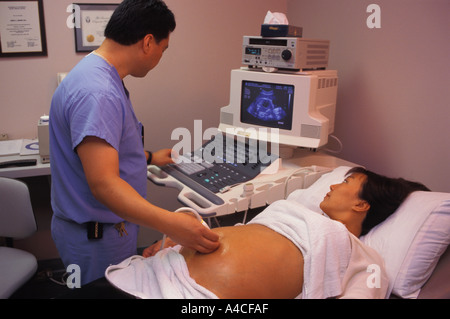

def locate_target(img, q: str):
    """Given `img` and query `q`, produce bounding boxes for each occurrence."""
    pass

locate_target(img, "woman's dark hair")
[104,0,176,45]
[347,167,430,235]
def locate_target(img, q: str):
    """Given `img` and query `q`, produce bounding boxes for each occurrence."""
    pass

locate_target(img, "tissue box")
[261,24,303,37]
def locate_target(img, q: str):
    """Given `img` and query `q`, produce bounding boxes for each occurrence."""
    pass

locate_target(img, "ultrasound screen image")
[240,80,294,130]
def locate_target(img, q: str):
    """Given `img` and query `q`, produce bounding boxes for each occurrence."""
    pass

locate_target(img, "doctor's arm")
[76,136,220,253]
[145,148,175,167]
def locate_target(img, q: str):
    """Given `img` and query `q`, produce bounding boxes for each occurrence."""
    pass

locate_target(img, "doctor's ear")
[142,34,155,51]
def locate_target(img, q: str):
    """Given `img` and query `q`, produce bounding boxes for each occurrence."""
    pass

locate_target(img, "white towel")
[248,200,352,299]
[106,246,218,299]
[249,200,388,299]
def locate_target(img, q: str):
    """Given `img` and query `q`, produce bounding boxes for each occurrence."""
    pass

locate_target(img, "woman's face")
[319,173,367,221]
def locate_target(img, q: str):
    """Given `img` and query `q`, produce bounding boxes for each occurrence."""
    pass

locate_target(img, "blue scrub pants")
[51,215,139,286]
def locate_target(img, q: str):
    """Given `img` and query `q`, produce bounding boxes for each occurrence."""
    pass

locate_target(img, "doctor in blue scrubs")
[49,0,219,285]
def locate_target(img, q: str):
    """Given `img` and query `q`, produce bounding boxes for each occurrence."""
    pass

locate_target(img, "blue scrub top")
[49,53,147,224]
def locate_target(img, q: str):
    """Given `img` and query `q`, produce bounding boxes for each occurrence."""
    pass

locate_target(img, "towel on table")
[105,199,388,299]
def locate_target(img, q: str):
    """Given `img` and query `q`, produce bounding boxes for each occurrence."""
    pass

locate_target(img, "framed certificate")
[0,0,47,57]
[73,3,118,52]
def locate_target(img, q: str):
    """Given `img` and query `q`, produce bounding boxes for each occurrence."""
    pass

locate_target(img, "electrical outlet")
[0,133,8,141]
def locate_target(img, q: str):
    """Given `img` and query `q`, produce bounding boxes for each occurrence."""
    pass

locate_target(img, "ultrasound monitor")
[240,80,294,131]
[219,68,338,152]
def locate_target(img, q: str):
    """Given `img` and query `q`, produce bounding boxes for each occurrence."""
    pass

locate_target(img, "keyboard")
[161,134,278,205]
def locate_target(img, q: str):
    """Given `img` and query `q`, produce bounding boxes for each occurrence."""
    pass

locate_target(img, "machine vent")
[318,77,338,89]
[305,43,329,68]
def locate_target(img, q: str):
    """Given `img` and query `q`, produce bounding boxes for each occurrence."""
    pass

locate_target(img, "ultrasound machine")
[147,33,351,218]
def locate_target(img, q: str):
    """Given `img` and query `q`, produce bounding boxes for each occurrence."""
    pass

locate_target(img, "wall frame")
[73,3,118,52]
[0,0,47,57]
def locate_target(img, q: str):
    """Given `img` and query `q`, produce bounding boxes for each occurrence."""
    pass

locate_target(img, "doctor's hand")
[149,148,177,167]
[163,212,220,254]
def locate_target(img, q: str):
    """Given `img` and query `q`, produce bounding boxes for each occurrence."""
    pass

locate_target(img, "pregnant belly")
[180,224,304,299]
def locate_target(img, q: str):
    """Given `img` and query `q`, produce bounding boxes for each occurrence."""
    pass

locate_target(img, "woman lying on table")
[107,167,429,299]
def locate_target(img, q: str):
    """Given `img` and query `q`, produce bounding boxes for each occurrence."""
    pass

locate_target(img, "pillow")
[288,166,450,298]
[360,192,450,298]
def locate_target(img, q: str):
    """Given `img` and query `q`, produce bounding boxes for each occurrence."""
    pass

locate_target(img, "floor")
[10,258,70,299]
[9,208,263,299]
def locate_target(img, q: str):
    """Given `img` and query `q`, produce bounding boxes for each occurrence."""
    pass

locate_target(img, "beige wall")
[287,0,450,192]
[1,0,287,258]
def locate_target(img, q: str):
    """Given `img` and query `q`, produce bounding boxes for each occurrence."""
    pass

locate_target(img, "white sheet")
[106,199,388,299]
[339,233,389,298]
[106,247,218,299]
[248,200,388,299]
[248,200,352,298]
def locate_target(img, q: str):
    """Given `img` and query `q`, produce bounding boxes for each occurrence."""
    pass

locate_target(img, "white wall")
[287,0,450,192]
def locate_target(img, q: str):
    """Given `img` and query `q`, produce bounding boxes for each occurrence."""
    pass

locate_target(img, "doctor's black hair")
[347,167,430,236]
[104,0,176,45]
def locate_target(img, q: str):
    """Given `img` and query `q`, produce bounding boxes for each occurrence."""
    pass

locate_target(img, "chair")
[0,177,38,299]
